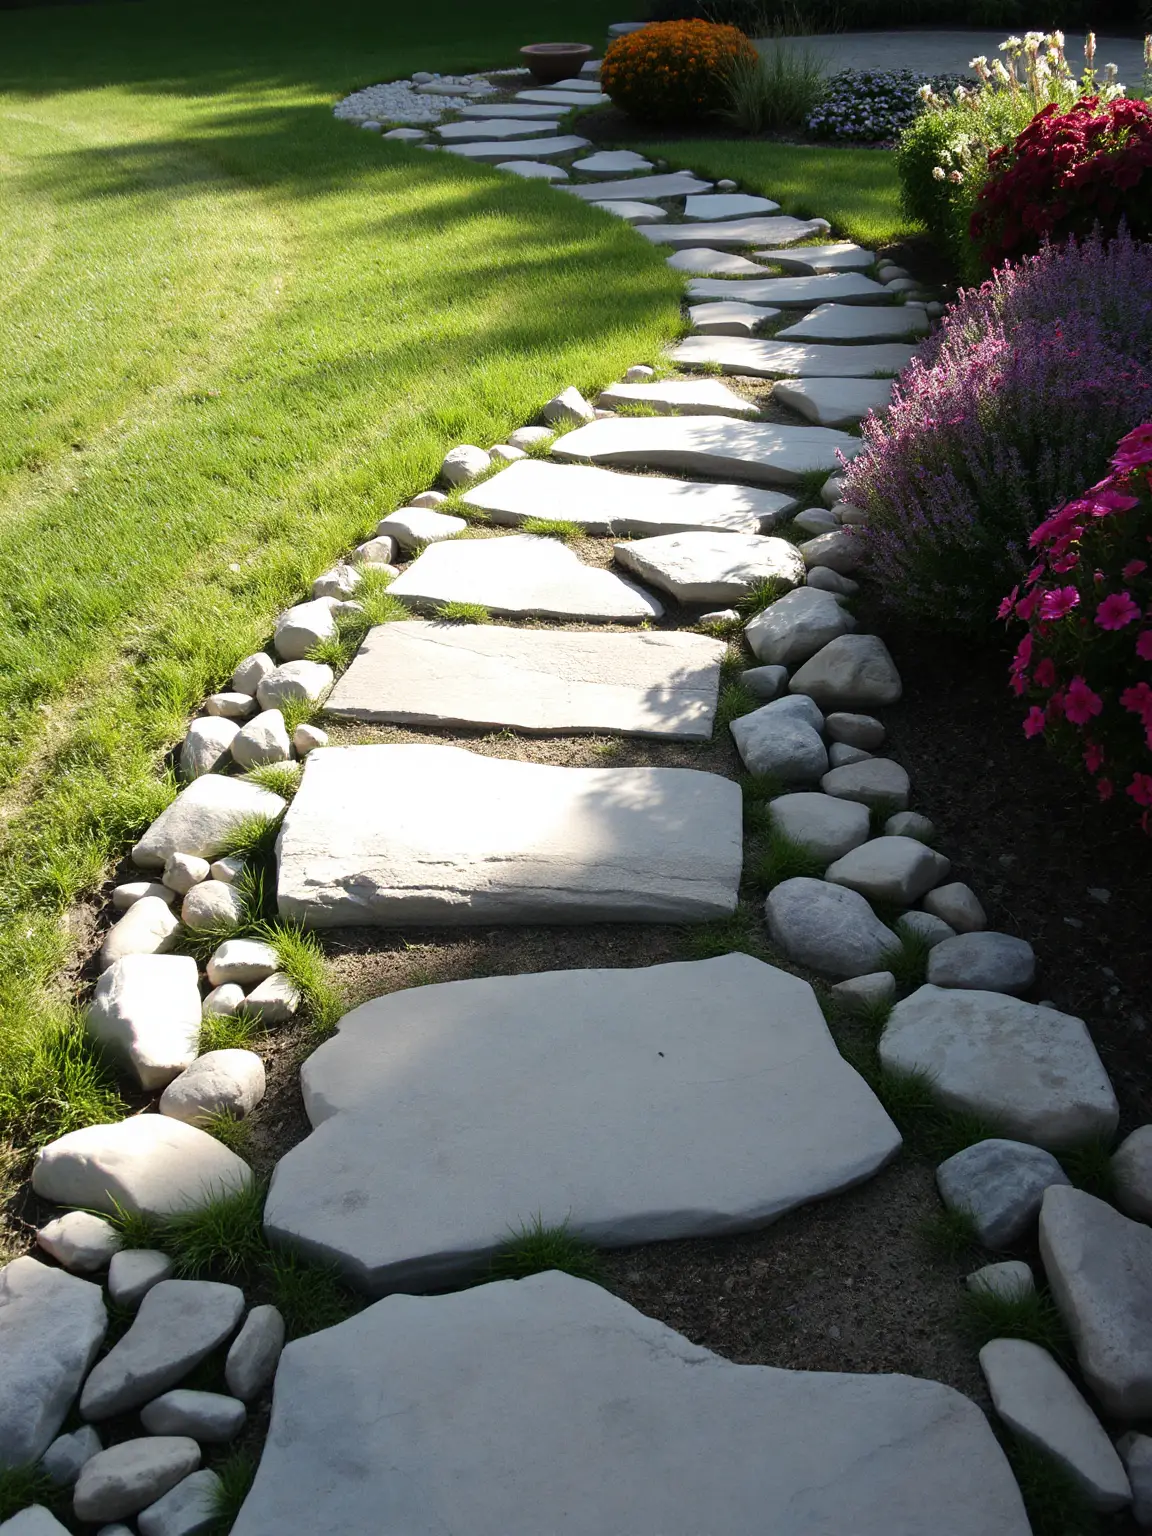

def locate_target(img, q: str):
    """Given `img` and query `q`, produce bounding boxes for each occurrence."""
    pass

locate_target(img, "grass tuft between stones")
[243,760,303,802]
[736,575,788,617]
[1001,1435,1098,1536]
[959,1285,1074,1363]
[207,1447,258,1536]
[1060,1135,1118,1202]
[0,1462,64,1523]
[919,1204,984,1262]
[519,517,582,542]
[435,600,492,624]
[714,679,757,729]
[489,1215,602,1284]
[748,829,826,893]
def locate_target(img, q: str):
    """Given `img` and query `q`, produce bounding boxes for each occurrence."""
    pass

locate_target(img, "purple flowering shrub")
[1001,422,1152,829]
[841,230,1152,630]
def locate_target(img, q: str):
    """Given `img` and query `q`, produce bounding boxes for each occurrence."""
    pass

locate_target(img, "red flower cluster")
[600,19,757,127]
[972,96,1152,266]
[1001,421,1152,830]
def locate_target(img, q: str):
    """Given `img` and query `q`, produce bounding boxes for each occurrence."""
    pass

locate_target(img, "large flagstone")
[614,531,805,603]
[688,273,892,306]
[436,117,560,139]
[778,303,929,342]
[688,300,779,335]
[553,414,861,485]
[515,88,609,105]
[230,1271,1030,1536]
[460,459,796,534]
[774,378,895,427]
[596,378,757,416]
[388,533,663,621]
[589,199,667,222]
[641,216,829,249]
[324,622,725,738]
[275,745,742,928]
[670,335,917,379]
[445,135,589,160]
[263,954,899,1289]
[564,171,711,201]
[458,102,564,119]
[766,242,876,273]
[684,192,780,219]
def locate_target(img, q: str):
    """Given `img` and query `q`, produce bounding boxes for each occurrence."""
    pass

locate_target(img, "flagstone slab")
[670,335,917,379]
[516,88,609,105]
[325,623,725,738]
[436,118,560,140]
[688,273,893,306]
[614,532,805,604]
[642,217,829,251]
[764,242,877,274]
[774,377,895,426]
[459,101,565,119]
[565,171,711,201]
[590,199,668,222]
[778,304,929,342]
[553,414,861,486]
[275,745,742,929]
[461,459,795,534]
[684,192,780,219]
[666,248,771,277]
[498,161,568,181]
[264,954,899,1289]
[573,150,653,173]
[688,300,780,335]
[231,1270,1029,1536]
[445,135,589,160]
[597,378,757,417]
[388,533,663,621]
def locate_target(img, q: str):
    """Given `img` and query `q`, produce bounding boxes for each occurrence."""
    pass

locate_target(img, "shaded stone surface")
[936,1140,1070,1248]
[1112,1125,1152,1221]
[666,248,771,277]
[229,1271,1028,1536]
[688,300,779,335]
[730,700,827,783]
[73,1440,200,1524]
[137,1469,222,1536]
[766,242,876,273]
[589,199,667,222]
[445,134,589,160]
[436,117,560,139]
[670,336,916,378]
[683,192,780,219]
[565,171,711,200]
[820,758,910,811]
[225,1306,286,1402]
[778,304,928,341]
[765,878,899,981]
[573,150,654,172]
[745,586,856,666]
[825,836,943,906]
[926,932,1036,995]
[613,531,804,604]
[687,273,892,306]
[767,792,871,862]
[276,744,742,928]
[641,216,828,249]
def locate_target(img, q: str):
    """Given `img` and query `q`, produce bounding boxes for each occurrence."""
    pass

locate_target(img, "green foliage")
[490,1215,603,1283]
[736,575,787,616]
[208,1448,258,1536]
[749,829,825,891]
[1061,1136,1117,1202]
[202,1108,253,1159]
[162,1181,270,1278]
[435,600,491,623]
[265,1250,361,1338]
[960,1283,1073,1361]
[920,1203,983,1260]
[199,1008,262,1054]
[0,1006,125,1153]
[715,681,757,728]
[257,921,345,1039]
[243,760,303,801]
[0,1464,64,1523]
[220,812,283,865]
[682,906,771,961]
[883,925,933,993]
[849,1058,1001,1160]
[719,41,827,135]
[1002,1435,1098,1536]
[519,518,582,541]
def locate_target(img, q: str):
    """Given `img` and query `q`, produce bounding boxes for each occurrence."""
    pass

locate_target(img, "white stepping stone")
[879,987,1119,1151]
[131,776,286,870]
[436,117,560,140]
[573,150,653,173]
[778,304,929,342]
[765,242,877,274]
[670,336,917,379]
[276,744,741,929]
[666,248,771,277]
[263,955,899,1290]
[688,300,779,336]
[565,171,711,201]
[597,378,756,417]
[774,378,894,427]
[614,532,804,604]
[684,192,780,219]
[590,199,667,221]
[388,533,663,621]
[325,622,725,739]
[553,415,861,487]
[641,217,829,249]
[461,459,795,535]
[497,160,568,181]
[515,88,608,105]
[536,75,602,91]
[459,101,566,118]
[688,273,892,306]
[445,135,589,161]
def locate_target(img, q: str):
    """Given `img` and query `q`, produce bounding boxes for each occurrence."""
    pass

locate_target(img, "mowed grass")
[0,0,680,1154]
[631,140,918,249]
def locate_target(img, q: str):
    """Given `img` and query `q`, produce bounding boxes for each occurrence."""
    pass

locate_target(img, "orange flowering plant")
[601,19,757,125]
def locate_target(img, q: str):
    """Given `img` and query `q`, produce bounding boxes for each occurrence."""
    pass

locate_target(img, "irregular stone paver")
[766,242,876,273]
[688,300,779,335]
[766,878,899,980]
[590,199,667,222]
[687,273,892,306]
[461,458,794,534]
[515,88,608,106]
[141,1391,246,1443]
[684,192,780,219]
[778,304,929,342]
[821,758,910,810]
[967,1260,1035,1300]
[671,335,916,378]
[436,117,560,139]
[74,1439,201,1524]
[774,378,894,427]
[460,101,573,118]
[553,415,861,486]
[388,533,663,621]
[1040,1184,1152,1418]
[745,586,856,666]
[81,1280,245,1420]
[264,955,898,1289]
[87,954,201,1090]
[497,161,568,181]
[277,744,742,928]
[598,378,756,416]
[937,1140,1070,1248]
[613,531,804,604]
[641,217,829,249]
[825,836,944,906]
[137,1469,222,1536]
[33,1117,254,1219]
[666,248,771,277]
[565,171,711,201]
[445,134,589,160]
[327,623,723,738]
[926,932,1036,995]
[879,988,1119,1150]
[0,1257,107,1469]
[225,1306,285,1402]
[768,792,870,862]
[1112,1125,1152,1221]
[572,149,652,172]
[230,1270,1028,1536]
[159,1050,267,1126]
[37,1211,122,1274]
[131,776,286,870]
[980,1339,1130,1511]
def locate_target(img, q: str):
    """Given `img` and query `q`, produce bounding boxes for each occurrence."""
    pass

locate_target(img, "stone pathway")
[5,44,1145,1536]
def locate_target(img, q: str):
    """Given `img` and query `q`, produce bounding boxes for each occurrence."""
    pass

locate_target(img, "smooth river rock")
[767,792,871,863]
[745,586,856,666]
[765,878,899,981]
[936,1139,1070,1248]
[131,777,286,870]
[87,955,202,1090]
[789,635,901,709]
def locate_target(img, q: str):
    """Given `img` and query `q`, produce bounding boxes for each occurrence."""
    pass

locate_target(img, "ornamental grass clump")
[601,19,758,126]
[1001,422,1152,829]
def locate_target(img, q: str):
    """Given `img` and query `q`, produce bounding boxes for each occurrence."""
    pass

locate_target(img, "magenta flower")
[1039,586,1080,620]
[1084,740,1105,773]
[1112,423,1152,470]
[1123,559,1148,581]
[997,586,1020,620]
[1050,552,1080,573]
[1033,657,1057,688]
[1064,675,1104,726]
[1023,706,1046,737]
[1127,772,1152,808]
[1137,631,1152,661]
[1099,777,1115,801]
[1087,489,1140,516]
[1015,589,1040,622]
[1121,681,1152,720]
[1012,633,1033,672]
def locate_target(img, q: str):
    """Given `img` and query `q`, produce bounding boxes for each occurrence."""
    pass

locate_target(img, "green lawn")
[0,0,682,1159]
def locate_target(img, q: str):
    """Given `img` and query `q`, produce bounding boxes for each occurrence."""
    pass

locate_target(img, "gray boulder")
[966,1261,1035,1301]
[740,664,787,700]
[897,910,955,948]
[730,707,827,782]
[180,880,245,933]
[140,1390,246,1443]
[798,528,861,574]
[826,711,884,750]
[87,955,201,1090]
[179,718,238,781]
[137,1469,223,1536]
[789,634,901,710]
[231,652,275,695]
[225,1305,286,1401]
[99,897,180,971]
[159,1050,266,1126]
[40,1425,102,1487]
[1117,1433,1152,1527]
[927,932,1036,995]
[923,882,986,932]
[36,1211,122,1274]
[765,877,898,980]
[820,758,909,811]
[766,792,870,863]
[743,586,854,666]
[1111,1126,1152,1222]
[131,776,286,869]
[205,938,278,987]
[73,1439,200,1524]
[108,1250,174,1310]
[936,1139,1070,1248]
[273,599,337,663]
[231,710,291,770]
[255,660,334,712]
[824,836,944,906]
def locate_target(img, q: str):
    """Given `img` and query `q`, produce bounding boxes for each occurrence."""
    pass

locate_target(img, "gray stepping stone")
[229,1269,1028,1536]
[613,531,804,604]
[879,988,1119,1150]
[573,150,653,172]
[766,877,899,981]
[462,458,794,534]
[131,776,286,870]
[565,171,711,201]
[774,378,894,427]
[459,102,570,118]
[0,1257,107,1469]
[590,199,667,222]
[764,242,876,273]
[553,415,862,487]
[263,955,898,1290]
[388,533,662,621]
[641,216,829,249]
[325,622,724,739]
[436,117,560,140]
[445,135,589,160]
[688,273,893,306]
[670,336,917,378]
[276,744,742,929]
[730,703,827,783]
[516,88,609,105]
[927,932,1036,995]
[937,1140,1070,1248]
[778,303,929,342]
[597,378,757,417]
[688,301,779,335]
[667,248,770,277]
[684,192,780,219]
[497,160,568,181]
[1041,1185,1152,1418]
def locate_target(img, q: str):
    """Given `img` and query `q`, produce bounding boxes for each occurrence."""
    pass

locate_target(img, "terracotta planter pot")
[519,43,594,86]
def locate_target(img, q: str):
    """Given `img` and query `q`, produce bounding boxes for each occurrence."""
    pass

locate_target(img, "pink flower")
[1050,553,1080,573]
[1098,777,1115,801]
[1123,559,1148,581]
[1112,423,1152,470]
[1012,633,1033,671]
[1127,772,1152,808]
[1084,740,1105,773]
[1121,681,1152,720]
[1095,591,1141,629]
[997,586,1020,620]
[1137,631,1152,661]
[1009,671,1029,697]
[1033,657,1057,688]
[1015,588,1040,621]
[1026,564,1045,583]
[1087,489,1139,516]
[1023,706,1046,738]
[1039,586,1080,620]
[1064,675,1104,726]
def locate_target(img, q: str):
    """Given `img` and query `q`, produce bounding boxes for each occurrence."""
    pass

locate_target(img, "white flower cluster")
[806,68,968,144]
